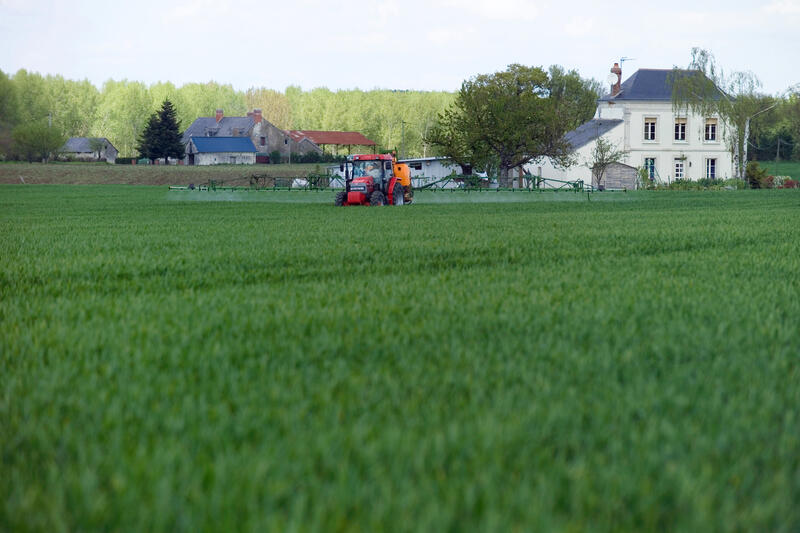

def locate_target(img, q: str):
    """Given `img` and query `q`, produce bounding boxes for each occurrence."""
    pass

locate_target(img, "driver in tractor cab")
[366,162,381,179]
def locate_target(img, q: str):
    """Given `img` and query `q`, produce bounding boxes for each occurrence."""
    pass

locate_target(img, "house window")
[260,136,266,146]
[410,162,423,170]
[705,119,717,141]
[674,158,685,179]
[674,118,687,141]
[706,158,717,179]
[644,118,657,141]
[644,157,656,180]
[230,156,237,164]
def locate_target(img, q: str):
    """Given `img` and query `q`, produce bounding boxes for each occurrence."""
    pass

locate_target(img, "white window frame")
[674,118,687,142]
[644,157,656,180]
[704,119,718,142]
[674,158,685,180]
[644,117,657,141]
[706,158,717,179]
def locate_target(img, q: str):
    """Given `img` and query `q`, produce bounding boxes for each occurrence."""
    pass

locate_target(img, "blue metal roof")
[189,136,257,153]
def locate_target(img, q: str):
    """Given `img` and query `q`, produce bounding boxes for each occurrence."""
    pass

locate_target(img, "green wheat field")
[2,186,799,532]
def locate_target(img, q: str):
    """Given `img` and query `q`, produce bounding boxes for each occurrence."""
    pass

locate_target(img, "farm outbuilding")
[61,137,118,163]
[185,137,257,165]
[287,130,376,155]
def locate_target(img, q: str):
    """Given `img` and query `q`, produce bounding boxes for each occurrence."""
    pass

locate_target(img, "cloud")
[434,0,542,21]
[563,17,594,37]
[764,0,800,14]
[426,25,478,45]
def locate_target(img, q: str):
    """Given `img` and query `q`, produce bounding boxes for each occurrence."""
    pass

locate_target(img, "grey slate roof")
[189,136,257,153]
[599,69,702,102]
[564,119,624,150]
[62,137,115,153]
[181,117,255,144]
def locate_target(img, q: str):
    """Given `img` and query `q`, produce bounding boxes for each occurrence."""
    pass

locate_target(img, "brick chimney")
[215,109,223,123]
[610,63,622,96]
[253,109,262,123]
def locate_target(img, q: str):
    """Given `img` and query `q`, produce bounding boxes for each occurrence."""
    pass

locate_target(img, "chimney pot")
[253,108,263,123]
[215,109,223,123]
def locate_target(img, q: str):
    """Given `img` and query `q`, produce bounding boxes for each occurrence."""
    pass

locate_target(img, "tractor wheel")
[404,185,414,205]
[370,190,385,206]
[335,191,346,206]
[392,184,404,205]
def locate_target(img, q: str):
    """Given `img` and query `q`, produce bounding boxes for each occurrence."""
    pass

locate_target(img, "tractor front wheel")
[370,191,385,206]
[392,184,404,205]
[335,191,346,206]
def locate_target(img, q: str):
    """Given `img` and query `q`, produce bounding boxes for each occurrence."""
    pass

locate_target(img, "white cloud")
[563,17,594,37]
[765,0,800,14]
[426,25,478,45]
[434,0,542,21]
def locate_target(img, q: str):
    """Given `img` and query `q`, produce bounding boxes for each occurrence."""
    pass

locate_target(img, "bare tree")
[587,136,628,190]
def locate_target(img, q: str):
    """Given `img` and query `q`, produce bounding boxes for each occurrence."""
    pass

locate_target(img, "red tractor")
[335,153,412,206]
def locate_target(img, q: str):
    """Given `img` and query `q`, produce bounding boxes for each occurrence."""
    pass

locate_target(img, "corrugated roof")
[599,69,706,101]
[189,136,257,153]
[62,137,115,153]
[564,119,624,150]
[287,130,376,146]
[181,117,255,143]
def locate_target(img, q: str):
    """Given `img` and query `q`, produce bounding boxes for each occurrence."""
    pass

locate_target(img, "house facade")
[61,137,118,163]
[185,137,257,165]
[181,109,321,165]
[527,65,734,188]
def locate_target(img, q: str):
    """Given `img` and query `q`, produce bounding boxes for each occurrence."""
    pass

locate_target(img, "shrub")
[269,150,282,164]
[780,178,798,189]
[746,161,767,189]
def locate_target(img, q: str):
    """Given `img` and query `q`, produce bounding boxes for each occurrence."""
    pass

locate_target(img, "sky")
[1,0,799,96]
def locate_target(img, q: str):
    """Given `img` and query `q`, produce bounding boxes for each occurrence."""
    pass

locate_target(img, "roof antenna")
[619,56,636,66]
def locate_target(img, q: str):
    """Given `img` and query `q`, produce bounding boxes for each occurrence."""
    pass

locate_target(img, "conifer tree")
[137,99,184,164]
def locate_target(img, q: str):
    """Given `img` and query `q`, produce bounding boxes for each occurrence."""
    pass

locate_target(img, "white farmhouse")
[528,64,734,188]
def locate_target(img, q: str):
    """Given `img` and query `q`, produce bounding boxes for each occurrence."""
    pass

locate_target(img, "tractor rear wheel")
[335,191,346,206]
[370,190,385,206]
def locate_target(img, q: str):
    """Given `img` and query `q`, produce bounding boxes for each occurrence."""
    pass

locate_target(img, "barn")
[61,137,118,163]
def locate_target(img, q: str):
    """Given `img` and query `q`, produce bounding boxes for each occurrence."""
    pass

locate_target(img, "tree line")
[0,69,455,159]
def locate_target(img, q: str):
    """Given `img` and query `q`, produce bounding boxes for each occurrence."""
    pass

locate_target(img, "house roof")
[286,130,376,146]
[564,119,624,150]
[599,69,706,102]
[181,117,255,143]
[189,136,257,153]
[62,137,116,153]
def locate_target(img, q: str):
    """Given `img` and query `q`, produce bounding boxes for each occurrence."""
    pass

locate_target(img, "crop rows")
[2,186,800,532]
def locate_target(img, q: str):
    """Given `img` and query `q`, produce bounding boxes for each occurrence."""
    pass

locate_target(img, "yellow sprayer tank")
[393,162,411,187]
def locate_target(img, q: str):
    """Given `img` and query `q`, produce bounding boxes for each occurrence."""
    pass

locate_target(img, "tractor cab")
[336,154,407,206]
